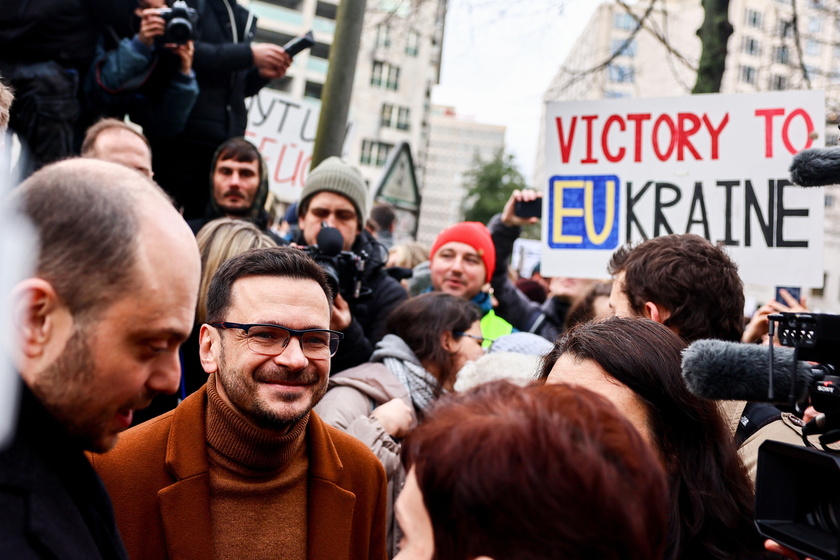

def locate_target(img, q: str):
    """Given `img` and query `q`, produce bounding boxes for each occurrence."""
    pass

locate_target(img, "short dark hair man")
[90,247,387,560]
[294,157,407,373]
[1,158,200,558]
[187,137,282,242]
[607,233,804,479]
[81,117,154,178]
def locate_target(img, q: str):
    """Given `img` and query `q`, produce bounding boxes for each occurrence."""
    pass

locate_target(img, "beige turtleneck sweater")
[205,374,309,560]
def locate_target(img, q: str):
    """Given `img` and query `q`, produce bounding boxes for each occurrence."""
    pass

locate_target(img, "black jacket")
[294,229,408,374]
[0,382,128,560]
[178,0,269,145]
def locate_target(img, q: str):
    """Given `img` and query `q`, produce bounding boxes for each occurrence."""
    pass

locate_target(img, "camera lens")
[805,493,840,533]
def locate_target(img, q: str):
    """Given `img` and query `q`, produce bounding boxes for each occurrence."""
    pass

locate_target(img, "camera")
[158,0,198,45]
[756,312,840,560]
[302,225,371,300]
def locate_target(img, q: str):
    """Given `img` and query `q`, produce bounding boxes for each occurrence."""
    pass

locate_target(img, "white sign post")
[245,89,320,204]
[542,91,825,287]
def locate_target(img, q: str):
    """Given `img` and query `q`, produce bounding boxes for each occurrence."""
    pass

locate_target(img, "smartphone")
[774,286,801,303]
[283,30,315,58]
[514,198,542,219]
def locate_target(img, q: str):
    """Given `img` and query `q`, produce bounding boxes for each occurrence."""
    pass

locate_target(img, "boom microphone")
[315,224,344,257]
[681,339,814,402]
[789,147,840,187]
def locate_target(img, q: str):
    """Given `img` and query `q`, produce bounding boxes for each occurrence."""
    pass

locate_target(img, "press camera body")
[302,225,371,301]
[756,312,840,560]
[158,0,198,45]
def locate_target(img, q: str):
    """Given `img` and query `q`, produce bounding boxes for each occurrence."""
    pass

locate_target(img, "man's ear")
[11,279,74,377]
[199,324,220,374]
[643,301,672,325]
[11,278,73,359]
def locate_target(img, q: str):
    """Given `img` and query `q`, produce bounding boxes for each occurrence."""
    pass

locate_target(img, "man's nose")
[146,352,181,396]
[273,336,309,371]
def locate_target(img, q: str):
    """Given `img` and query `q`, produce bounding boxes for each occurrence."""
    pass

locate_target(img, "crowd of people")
[0,3,825,560]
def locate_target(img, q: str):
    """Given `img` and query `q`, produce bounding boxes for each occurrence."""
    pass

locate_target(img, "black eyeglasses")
[455,332,494,346]
[210,322,343,359]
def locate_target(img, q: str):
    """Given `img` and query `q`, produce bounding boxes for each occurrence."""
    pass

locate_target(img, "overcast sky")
[432,0,600,182]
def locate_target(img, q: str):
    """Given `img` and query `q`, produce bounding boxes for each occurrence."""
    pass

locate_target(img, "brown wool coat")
[88,387,388,560]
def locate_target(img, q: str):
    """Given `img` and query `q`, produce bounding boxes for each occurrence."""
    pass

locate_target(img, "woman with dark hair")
[314,292,485,556]
[539,317,763,560]
[397,381,669,560]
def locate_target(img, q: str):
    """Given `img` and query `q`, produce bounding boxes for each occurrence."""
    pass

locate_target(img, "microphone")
[315,224,344,257]
[681,339,814,402]
[789,147,840,187]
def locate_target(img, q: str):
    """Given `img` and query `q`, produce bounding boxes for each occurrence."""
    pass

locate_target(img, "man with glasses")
[294,157,407,373]
[89,247,387,560]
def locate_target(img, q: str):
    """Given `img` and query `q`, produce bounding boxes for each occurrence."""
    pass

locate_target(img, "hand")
[329,293,352,332]
[765,539,812,560]
[501,188,541,227]
[371,398,415,438]
[168,40,194,74]
[137,8,166,47]
[251,43,291,79]
[741,290,809,344]
[548,277,595,301]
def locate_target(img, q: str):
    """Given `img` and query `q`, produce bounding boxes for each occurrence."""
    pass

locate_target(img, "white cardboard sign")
[245,89,319,203]
[542,91,825,286]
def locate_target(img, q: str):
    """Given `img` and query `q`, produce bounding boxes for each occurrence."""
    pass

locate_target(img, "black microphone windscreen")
[681,339,813,403]
[316,226,344,256]
[789,147,840,187]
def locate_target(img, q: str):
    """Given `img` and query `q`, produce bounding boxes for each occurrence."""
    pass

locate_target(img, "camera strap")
[735,402,783,447]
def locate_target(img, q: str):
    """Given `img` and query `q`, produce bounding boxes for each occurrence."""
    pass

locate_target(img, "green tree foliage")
[461,149,527,225]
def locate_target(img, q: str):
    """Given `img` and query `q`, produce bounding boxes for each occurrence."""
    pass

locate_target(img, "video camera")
[756,312,840,560]
[158,0,198,45]
[302,224,371,301]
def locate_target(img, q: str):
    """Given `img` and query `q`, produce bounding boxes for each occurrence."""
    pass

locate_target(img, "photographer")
[294,157,407,373]
[149,0,291,220]
[85,0,199,139]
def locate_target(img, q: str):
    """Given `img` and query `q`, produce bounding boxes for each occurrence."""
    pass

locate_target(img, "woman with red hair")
[396,381,669,560]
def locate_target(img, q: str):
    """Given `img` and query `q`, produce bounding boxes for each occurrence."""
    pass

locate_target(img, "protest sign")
[245,89,319,203]
[542,91,825,286]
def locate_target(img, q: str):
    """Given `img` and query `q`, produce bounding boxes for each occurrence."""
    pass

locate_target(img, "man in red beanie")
[428,221,514,340]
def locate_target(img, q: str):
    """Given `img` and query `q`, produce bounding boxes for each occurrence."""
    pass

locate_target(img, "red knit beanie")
[430,222,496,283]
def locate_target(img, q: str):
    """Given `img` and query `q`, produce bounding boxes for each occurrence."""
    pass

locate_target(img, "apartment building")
[416,105,506,246]
[242,0,447,188]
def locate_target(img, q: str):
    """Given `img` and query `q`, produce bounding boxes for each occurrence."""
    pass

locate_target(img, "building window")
[745,9,762,29]
[371,61,400,90]
[380,103,394,127]
[304,80,323,99]
[771,74,787,90]
[396,107,410,130]
[608,64,634,83]
[777,20,793,38]
[808,16,822,34]
[361,140,394,167]
[604,90,630,98]
[613,12,636,31]
[742,36,760,56]
[774,45,789,64]
[740,65,757,84]
[826,194,835,207]
[376,24,391,48]
[805,39,821,57]
[406,30,420,56]
[610,38,636,56]
[315,1,337,20]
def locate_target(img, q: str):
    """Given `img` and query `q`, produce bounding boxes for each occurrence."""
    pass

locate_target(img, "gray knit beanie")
[299,157,368,222]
